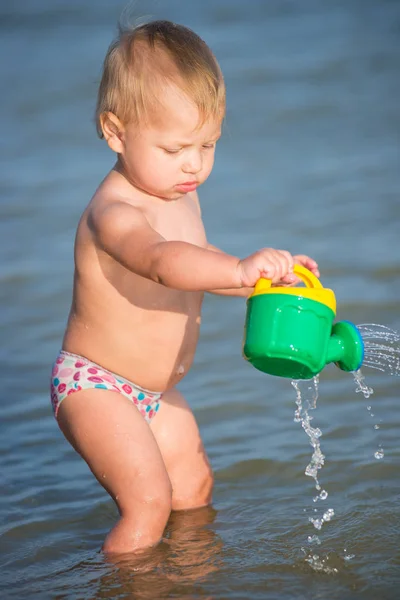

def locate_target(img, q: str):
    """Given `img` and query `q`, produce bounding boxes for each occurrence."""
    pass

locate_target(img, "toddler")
[50,19,319,554]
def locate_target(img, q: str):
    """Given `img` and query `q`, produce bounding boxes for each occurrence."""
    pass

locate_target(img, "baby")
[50,19,319,554]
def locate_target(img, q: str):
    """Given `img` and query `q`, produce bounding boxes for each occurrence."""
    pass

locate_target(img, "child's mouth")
[175,181,198,192]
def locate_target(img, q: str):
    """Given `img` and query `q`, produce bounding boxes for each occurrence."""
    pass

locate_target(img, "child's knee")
[147,481,174,521]
[195,465,214,504]
[120,477,173,523]
[172,465,214,510]
[103,480,173,554]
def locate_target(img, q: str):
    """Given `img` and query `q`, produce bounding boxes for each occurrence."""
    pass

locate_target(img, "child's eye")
[163,148,182,154]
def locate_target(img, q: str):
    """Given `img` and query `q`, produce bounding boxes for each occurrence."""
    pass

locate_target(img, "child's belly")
[63,288,204,392]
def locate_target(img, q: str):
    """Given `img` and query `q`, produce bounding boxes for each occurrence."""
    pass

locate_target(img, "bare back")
[63,169,207,391]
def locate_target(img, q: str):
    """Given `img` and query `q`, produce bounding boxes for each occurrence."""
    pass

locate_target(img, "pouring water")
[242,268,400,573]
[291,323,400,571]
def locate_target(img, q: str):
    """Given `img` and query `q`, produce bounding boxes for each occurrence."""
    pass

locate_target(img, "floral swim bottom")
[50,350,162,423]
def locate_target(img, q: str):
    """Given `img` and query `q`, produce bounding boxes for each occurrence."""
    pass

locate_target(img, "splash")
[352,368,374,398]
[293,377,338,572]
[292,378,334,530]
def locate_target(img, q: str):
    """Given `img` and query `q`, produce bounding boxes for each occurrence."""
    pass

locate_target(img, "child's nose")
[182,150,202,174]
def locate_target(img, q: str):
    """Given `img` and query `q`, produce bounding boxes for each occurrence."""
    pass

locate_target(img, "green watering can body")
[243,266,364,379]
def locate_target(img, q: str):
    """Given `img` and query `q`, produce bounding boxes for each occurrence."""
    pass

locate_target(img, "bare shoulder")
[88,174,149,238]
[76,170,165,274]
[90,196,148,243]
[81,171,160,258]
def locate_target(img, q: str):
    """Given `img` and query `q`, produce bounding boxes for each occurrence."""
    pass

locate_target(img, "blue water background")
[1,1,399,598]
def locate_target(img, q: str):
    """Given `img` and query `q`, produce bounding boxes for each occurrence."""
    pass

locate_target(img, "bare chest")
[147,196,207,247]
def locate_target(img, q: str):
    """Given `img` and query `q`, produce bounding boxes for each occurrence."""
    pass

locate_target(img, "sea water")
[293,324,400,572]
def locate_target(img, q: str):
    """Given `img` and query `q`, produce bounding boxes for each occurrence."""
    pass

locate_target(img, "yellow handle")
[254,265,322,295]
[291,265,322,288]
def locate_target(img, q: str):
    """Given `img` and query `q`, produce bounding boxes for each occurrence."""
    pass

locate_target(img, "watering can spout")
[243,266,364,379]
[326,321,364,373]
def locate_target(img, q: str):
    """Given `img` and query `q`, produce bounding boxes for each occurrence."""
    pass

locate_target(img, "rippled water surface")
[1,1,399,598]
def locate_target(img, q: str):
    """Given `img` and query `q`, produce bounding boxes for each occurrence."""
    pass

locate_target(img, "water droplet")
[307,534,321,545]
[353,368,374,397]
[322,508,334,522]
[374,449,384,460]
[309,517,323,530]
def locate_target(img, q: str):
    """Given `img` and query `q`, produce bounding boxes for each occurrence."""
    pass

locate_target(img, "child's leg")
[57,389,172,554]
[150,387,214,511]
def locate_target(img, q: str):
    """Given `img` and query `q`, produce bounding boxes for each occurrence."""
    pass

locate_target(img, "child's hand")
[237,248,296,287]
[273,254,320,287]
[293,255,320,278]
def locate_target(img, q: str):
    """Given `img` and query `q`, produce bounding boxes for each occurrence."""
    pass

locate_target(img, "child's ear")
[100,112,125,153]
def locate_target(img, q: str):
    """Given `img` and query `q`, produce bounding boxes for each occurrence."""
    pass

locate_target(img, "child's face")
[120,86,222,200]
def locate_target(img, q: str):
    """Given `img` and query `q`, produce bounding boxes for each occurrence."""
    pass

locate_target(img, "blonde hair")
[95,20,226,137]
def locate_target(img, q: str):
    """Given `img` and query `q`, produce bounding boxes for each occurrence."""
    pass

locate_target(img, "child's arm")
[205,244,254,297]
[92,202,295,291]
[94,202,241,290]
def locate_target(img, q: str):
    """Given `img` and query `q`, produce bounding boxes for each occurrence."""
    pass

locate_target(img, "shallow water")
[1,0,400,598]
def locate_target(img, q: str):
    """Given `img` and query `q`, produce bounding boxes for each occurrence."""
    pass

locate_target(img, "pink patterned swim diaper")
[50,350,162,423]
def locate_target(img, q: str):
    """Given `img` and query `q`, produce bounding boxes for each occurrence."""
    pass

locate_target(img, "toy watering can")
[243,265,364,379]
